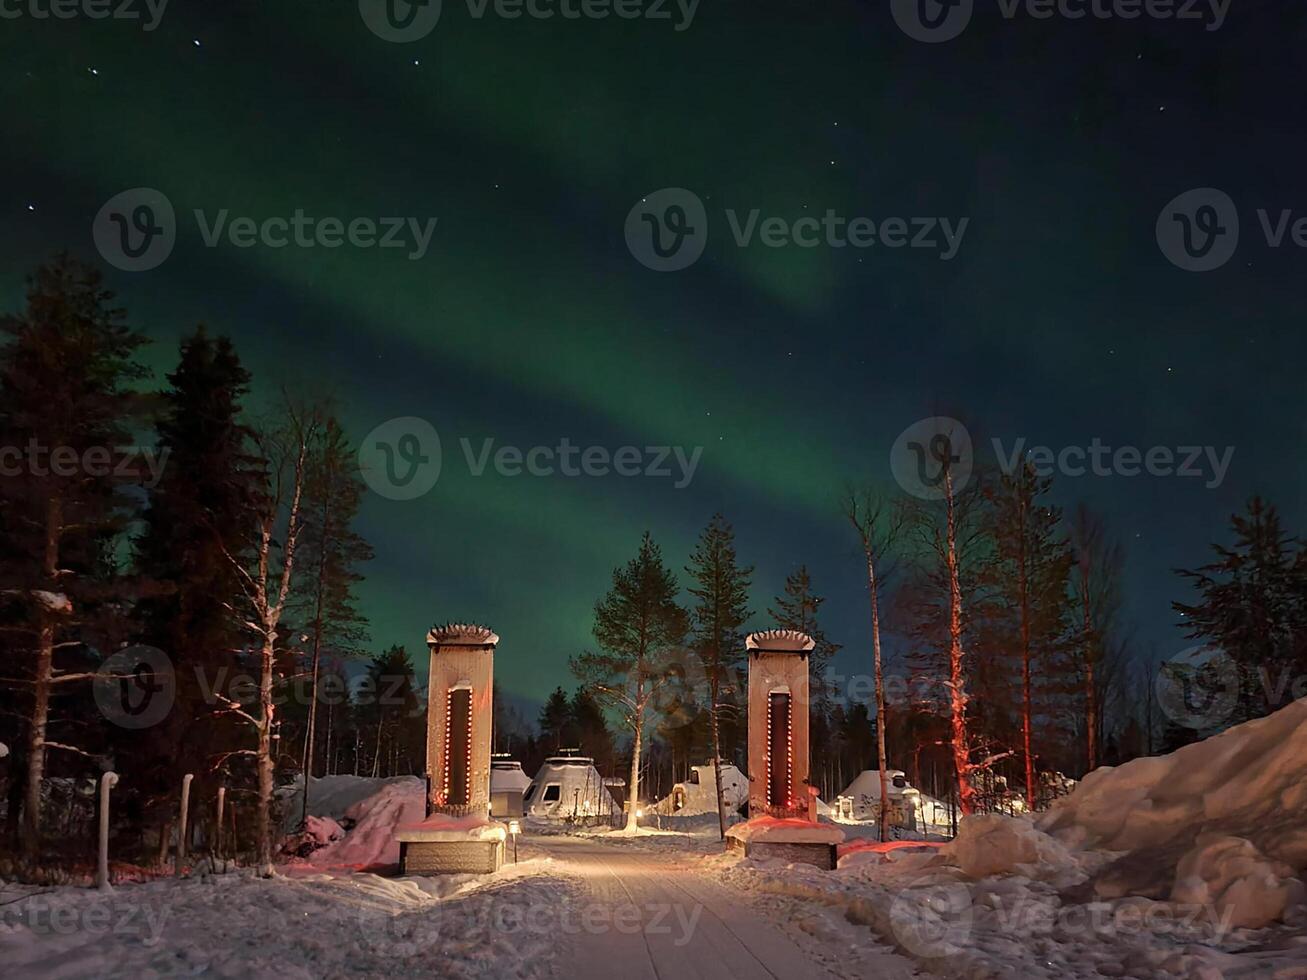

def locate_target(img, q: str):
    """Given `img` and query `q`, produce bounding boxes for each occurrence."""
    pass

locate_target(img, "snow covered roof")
[426,622,499,647]
[839,769,913,800]
[746,629,814,653]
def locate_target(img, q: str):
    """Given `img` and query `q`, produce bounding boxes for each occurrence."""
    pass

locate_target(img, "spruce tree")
[538,687,571,750]
[686,513,753,838]
[1174,497,1305,724]
[135,326,260,840]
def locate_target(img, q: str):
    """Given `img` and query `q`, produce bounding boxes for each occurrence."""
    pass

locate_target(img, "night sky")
[4,0,1304,711]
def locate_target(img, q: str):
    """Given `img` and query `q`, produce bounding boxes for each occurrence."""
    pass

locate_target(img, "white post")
[97,772,118,890]
[176,773,194,875]
[215,786,226,865]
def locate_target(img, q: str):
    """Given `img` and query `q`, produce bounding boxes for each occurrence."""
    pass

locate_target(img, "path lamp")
[507,819,520,863]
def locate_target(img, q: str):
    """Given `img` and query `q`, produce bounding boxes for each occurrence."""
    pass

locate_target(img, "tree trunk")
[943,472,975,815]
[23,622,54,863]
[23,494,63,864]
[1082,574,1097,772]
[1019,503,1036,812]
[866,555,891,842]
[300,641,321,827]
[709,687,727,840]
[625,706,643,832]
[256,634,276,876]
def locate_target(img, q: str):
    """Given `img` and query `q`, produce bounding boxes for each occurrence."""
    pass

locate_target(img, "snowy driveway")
[529,835,919,980]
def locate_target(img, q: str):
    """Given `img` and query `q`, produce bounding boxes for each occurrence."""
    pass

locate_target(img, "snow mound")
[1034,698,1307,923]
[942,813,1082,884]
[1171,834,1302,929]
[305,777,425,870]
[304,815,345,845]
[280,774,422,833]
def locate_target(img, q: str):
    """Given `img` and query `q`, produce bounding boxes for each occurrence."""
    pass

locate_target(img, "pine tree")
[295,415,372,824]
[0,256,148,862]
[685,513,753,838]
[570,687,615,764]
[572,532,688,832]
[1174,497,1305,724]
[135,326,261,842]
[769,565,842,682]
[769,567,842,798]
[986,463,1073,809]
[538,687,571,750]
[1069,504,1123,772]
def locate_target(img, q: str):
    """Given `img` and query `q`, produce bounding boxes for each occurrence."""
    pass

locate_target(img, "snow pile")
[305,777,425,870]
[941,813,1082,884]
[279,774,420,834]
[1171,834,1301,929]
[1037,697,1307,922]
[304,815,345,845]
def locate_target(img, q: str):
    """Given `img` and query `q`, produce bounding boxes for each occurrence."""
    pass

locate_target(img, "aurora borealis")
[3,1,1304,707]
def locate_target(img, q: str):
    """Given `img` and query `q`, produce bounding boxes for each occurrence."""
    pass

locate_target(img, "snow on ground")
[713,700,1307,978]
[0,861,575,979]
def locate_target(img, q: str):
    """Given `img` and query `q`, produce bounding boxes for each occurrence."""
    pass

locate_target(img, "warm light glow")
[508,819,521,835]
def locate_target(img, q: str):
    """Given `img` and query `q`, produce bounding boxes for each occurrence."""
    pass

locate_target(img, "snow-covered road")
[530,835,920,980]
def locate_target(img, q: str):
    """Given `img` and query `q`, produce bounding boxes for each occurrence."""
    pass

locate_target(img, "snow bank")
[941,813,1082,884]
[304,815,345,845]
[304,778,426,870]
[279,774,421,834]
[1037,697,1307,921]
[1171,834,1301,929]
